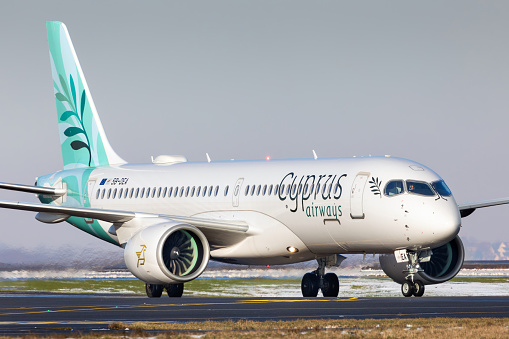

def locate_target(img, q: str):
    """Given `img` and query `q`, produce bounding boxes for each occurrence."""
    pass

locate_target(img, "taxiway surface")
[1,294,508,335]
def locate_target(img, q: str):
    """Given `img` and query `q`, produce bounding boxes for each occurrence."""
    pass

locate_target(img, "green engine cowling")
[124,222,210,285]
[379,235,464,285]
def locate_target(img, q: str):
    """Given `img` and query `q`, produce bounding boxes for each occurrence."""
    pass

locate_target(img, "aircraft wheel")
[413,280,425,297]
[322,273,339,297]
[301,273,319,297]
[166,283,184,297]
[401,281,414,297]
[145,283,163,298]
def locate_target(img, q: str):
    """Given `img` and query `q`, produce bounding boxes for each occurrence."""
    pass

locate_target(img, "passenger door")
[350,172,369,219]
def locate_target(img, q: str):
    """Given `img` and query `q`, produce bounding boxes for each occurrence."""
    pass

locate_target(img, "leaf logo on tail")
[55,74,92,166]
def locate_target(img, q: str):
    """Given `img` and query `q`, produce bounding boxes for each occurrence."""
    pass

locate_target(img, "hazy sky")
[1,1,509,258]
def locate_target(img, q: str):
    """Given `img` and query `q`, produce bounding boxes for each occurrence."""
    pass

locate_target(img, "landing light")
[266,156,271,161]
[286,246,299,253]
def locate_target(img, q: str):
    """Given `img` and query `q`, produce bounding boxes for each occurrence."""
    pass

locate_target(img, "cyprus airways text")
[278,173,347,218]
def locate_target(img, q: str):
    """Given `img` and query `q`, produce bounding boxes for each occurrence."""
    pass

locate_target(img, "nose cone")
[432,197,461,247]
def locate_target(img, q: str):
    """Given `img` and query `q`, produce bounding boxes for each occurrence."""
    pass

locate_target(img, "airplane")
[1,21,508,298]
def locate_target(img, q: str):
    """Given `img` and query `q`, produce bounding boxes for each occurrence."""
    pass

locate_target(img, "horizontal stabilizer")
[0,182,66,196]
[0,200,134,223]
[458,197,509,218]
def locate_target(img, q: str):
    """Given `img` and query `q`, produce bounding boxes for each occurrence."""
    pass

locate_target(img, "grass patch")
[106,318,509,338]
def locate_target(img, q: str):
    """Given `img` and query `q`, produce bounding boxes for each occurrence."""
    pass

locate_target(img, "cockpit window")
[406,181,435,196]
[384,180,404,196]
[432,180,452,197]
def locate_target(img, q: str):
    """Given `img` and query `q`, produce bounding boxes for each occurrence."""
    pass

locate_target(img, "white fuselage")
[38,156,461,265]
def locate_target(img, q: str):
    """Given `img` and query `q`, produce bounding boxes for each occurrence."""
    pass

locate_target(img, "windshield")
[406,181,435,196]
[432,180,452,197]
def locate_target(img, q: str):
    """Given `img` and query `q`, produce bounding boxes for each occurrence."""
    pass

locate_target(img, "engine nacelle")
[124,222,210,284]
[379,235,464,285]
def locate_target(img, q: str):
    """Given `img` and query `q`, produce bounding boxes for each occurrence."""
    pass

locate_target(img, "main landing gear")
[145,283,184,298]
[400,250,428,297]
[301,256,344,297]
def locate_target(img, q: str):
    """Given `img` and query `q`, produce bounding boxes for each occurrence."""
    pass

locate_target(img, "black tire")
[401,281,414,297]
[322,273,339,297]
[301,273,319,297]
[145,283,163,298]
[413,280,425,297]
[166,283,184,297]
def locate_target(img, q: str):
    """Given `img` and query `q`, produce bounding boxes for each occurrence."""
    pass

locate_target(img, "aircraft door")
[85,179,97,224]
[232,178,244,207]
[350,172,369,219]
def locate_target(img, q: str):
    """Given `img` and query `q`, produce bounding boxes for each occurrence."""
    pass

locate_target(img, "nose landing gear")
[400,250,428,297]
[301,255,344,297]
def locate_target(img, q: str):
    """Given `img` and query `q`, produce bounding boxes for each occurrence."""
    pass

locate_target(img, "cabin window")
[185,186,190,197]
[245,185,250,196]
[432,180,452,197]
[96,189,100,199]
[140,188,145,198]
[256,185,261,196]
[179,186,184,197]
[106,188,111,199]
[268,184,273,195]
[250,185,255,196]
[112,188,117,199]
[129,188,134,198]
[224,185,229,196]
[119,188,123,198]
[197,186,201,197]
[202,186,207,197]
[151,187,156,198]
[208,186,213,197]
[385,180,404,196]
[275,185,279,195]
[134,188,139,198]
[191,186,195,197]
[407,181,435,196]
[162,187,167,198]
[215,186,219,196]
[262,185,267,196]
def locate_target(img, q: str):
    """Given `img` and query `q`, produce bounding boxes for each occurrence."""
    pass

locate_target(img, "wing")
[458,198,509,218]
[0,199,248,247]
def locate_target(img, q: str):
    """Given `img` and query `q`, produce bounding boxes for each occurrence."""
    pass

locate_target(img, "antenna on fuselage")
[312,150,318,160]
[206,153,211,163]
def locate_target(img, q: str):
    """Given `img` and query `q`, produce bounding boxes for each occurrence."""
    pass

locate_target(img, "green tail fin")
[46,21,126,169]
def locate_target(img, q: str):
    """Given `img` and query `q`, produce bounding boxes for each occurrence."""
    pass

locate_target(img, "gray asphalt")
[1,294,509,335]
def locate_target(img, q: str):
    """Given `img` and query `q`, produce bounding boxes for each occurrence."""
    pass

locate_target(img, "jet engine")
[379,235,464,285]
[124,222,210,285]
